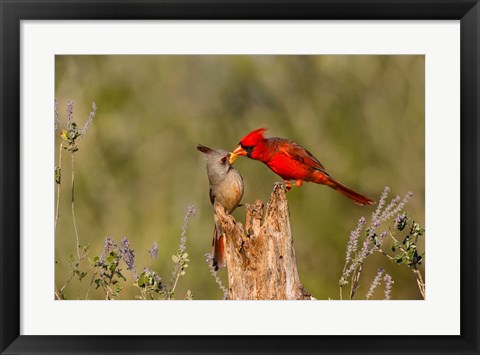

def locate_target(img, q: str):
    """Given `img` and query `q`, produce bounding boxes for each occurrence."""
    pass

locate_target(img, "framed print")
[1,0,479,354]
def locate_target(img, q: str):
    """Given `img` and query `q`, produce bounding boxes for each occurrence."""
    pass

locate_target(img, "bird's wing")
[209,188,215,205]
[279,140,330,176]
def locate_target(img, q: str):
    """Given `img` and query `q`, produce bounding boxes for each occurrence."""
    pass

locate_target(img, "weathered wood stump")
[215,182,311,300]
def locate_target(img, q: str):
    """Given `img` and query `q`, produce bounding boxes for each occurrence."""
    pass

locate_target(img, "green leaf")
[60,130,70,141]
[138,273,147,287]
[54,167,61,184]
[106,252,118,264]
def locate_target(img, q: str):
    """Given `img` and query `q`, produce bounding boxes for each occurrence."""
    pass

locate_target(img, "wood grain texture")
[215,182,311,300]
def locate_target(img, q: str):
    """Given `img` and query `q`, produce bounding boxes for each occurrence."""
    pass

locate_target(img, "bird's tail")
[312,171,375,206]
[211,224,226,271]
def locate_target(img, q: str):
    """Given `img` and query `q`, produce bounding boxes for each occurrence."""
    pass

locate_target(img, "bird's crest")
[239,128,267,146]
[197,144,213,154]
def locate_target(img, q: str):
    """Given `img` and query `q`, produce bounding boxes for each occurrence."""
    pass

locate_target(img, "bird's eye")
[241,144,255,157]
[221,157,227,164]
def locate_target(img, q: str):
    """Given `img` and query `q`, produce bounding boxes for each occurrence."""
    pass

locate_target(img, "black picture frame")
[1,1,479,354]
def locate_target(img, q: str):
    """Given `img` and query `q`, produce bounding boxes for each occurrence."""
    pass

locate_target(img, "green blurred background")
[55,55,425,300]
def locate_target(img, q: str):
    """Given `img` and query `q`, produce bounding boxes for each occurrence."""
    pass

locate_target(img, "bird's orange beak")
[229,145,247,164]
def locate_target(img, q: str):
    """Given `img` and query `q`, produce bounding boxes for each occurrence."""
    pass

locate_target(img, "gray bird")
[197,144,244,270]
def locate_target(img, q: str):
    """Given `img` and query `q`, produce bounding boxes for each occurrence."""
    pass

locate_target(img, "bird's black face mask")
[240,144,255,158]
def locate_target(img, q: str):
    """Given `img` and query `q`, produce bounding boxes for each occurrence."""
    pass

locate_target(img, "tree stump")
[215,182,311,300]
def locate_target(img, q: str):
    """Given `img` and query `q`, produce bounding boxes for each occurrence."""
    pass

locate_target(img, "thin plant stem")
[54,288,62,300]
[171,272,181,297]
[206,254,229,300]
[54,281,62,300]
[349,264,362,300]
[167,206,196,299]
[71,153,80,259]
[59,269,76,294]
[379,232,425,299]
[377,249,395,261]
[413,266,426,299]
[85,267,98,300]
[56,252,90,298]
[55,142,63,233]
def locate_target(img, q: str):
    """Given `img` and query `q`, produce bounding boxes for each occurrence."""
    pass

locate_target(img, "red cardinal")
[229,128,374,206]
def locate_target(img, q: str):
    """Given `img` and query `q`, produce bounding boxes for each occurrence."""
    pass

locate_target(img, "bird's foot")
[284,180,292,191]
[295,180,303,187]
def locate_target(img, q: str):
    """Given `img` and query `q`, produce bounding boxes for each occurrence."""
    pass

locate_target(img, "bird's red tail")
[313,172,375,206]
[211,225,226,270]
